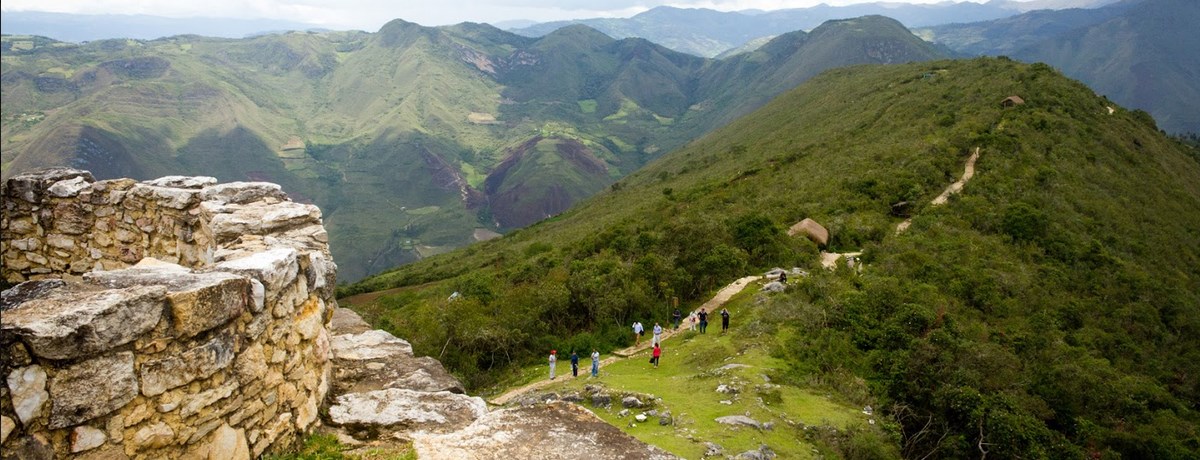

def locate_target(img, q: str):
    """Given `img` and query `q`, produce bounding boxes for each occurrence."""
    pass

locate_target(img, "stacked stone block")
[1,168,337,459]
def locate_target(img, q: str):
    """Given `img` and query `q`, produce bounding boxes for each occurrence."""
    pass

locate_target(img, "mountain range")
[509,1,1122,58]
[1,15,945,282]
[918,0,1199,134]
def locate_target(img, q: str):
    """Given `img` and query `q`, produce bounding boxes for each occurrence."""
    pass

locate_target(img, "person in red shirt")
[651,344,662,369]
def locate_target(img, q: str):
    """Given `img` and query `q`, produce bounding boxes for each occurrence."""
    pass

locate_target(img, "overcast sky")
[1,1,1013,30]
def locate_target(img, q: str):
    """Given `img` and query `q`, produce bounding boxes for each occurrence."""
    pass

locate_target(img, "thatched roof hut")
[788,218,829,247]
[1001,95,1025,107]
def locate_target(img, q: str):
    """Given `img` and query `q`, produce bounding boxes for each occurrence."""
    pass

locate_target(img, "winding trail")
[489,148,985,405]
[896,146,980,234]
[488,275,762,406]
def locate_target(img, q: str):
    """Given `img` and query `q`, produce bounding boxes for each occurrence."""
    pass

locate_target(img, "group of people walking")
[549,306,733,379]
[548,349,601,379]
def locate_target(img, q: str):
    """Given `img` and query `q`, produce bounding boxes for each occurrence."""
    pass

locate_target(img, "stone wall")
[1,168,337,459]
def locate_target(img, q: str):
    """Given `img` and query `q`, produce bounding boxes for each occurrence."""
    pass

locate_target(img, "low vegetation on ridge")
[343,58,1200,457]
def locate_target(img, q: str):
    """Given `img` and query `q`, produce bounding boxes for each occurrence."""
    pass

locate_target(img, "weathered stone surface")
[715,415,762,430]
[330,308,373,335]
[412,402,678,460]
[48,176,92,198]
[205,424,250,460]
[128,184,201,210]
[7,365,49,424]
[52,202,93,234]
[3,433,55,459]
[213,248,298,303]
[49,352,138,429]
[704,442,724,457]
[140,331,236,397]
[132,421,174,450]
[1,283,165,359]
[0,280,67,312]
[328,389,486,434]
[330,330,413,360]
[4,168,94,203]
[180,381,237,418]
[70,425,107,453]
[204,201,321,243]
[622,396,643,409]
[1,415,15,445]
[87,268,248,339]
[144,176,217,190]
[200,182,287,205]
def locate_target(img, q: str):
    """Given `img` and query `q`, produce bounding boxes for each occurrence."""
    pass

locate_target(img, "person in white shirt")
[633,321,644,345]
[652,322,663,346]
[548,350,557,380]
[591,349,600,377]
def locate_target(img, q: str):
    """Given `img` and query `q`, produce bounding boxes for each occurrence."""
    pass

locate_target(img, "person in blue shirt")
[570,351,580,377]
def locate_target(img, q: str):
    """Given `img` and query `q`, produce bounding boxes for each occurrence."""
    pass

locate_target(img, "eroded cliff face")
[1,168,336,458]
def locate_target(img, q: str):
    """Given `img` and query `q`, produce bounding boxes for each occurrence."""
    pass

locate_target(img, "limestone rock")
[144,175,217,189]
[47,176,92,198]
[86,268,249,339]
[704,441,724,457]
[7,365,49,424]
[132,422,174,450]
[49,352,138,429]
[128,184,201,210]
[180,381,237,418]
[70,426,107,453]
[1,283,165,359]
[330,308,373,335]
[760,281,786,293]
[200,182,287,205]
[4,168,94,203]
[204,201,322,243]
[412,402,678,460]
[206,424,250,460]
[327,388,486,434]
[213,247,298,304]
[330,330,413,360]
[3,433,55,459]
[659,411,672,426]
[621,396,643,408]
[140,331,236,396]
[333,352,465,396]
[715,415,762,430]
[591,394,612,407]
[634,413,648,423]
[1,416,15,445]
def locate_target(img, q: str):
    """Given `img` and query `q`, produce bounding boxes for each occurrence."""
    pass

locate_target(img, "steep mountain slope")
[918,0,1198,134]
[2,17,945,281]
[345,58,1200,457]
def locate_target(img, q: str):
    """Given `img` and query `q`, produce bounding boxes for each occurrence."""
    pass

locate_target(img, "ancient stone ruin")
[1,168,687,459]
[1,168,336,458]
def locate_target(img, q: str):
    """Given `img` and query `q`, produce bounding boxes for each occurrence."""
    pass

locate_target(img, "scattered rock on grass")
[703,442,723,457]
[715,415,762,429]
[592,394,612,408]
[635,414,647,423]
[621,396,642,408]
[659,411,672,426]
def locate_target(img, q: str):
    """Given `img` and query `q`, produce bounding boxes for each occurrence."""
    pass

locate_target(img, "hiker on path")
[548,350,557,380]
[779,271,787,283]
[672,308,682,329]
[633,321,644,345]
[651,344,662,369]
[720,308,730,332]
[698,309,709,334]
[591,349,600,377]
[570,351,580,377]
[652,322,664,346]
[688,312,698,331]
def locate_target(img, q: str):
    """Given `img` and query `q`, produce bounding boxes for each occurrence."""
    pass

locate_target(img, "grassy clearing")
[510,281,873,458]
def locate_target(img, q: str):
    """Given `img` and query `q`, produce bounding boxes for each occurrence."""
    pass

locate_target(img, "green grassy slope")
[343,58,1200,457]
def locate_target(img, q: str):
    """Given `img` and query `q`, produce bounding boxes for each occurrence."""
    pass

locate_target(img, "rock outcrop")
[1,169,336,458]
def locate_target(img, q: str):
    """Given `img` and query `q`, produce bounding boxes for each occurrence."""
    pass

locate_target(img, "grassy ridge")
[343,58,1200,456]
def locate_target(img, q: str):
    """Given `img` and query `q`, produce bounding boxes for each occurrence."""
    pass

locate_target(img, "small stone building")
[1001,95,1025,107]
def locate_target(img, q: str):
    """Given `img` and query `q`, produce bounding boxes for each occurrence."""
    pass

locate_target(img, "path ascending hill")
[824,147,981,268]
[487,275,762,406]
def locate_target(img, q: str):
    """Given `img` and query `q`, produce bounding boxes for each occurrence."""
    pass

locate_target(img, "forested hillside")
[344,58,1200,457]
[1,16,943,281]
